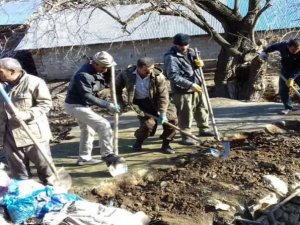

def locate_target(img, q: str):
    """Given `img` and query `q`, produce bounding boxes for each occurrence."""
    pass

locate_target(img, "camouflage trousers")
[133,98,178,142]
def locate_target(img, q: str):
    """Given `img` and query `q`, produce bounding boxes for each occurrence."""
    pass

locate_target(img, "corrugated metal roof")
[0,0,41,25]
[16,3,224,50]
[16,1,300,50]
[227,0,300,30]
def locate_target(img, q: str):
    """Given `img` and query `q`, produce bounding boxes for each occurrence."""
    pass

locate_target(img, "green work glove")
[158,112,168,125]
[108,103,120,113]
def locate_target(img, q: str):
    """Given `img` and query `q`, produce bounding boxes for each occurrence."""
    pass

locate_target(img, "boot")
[132,139,143,152]
[161,140,175,154]
[179,136,196,145]
[102,154,126,167]
[199,128,215,137]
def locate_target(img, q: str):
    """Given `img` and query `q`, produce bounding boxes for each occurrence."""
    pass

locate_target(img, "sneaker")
[199,128,215,137]
[161,145,176,154]
[179,137,196,146]
[76,158,103,166]
[102,154,125,167]
[279,109,290,115]
[132,140,143,152]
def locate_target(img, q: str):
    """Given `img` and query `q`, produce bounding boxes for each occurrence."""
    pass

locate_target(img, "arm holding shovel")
[0,57,71,190]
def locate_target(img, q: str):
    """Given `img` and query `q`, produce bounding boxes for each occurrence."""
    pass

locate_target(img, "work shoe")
[279,109,291,115]
[132,140,143,152]
[199,128,215,137]
[161,144,175,154]
[102,154,125,167]
[179,137,196,146]
[76,158,102,166]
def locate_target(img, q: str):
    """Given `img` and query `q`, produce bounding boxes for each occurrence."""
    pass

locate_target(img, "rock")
[263,175,288,196]
[160,181,168,188]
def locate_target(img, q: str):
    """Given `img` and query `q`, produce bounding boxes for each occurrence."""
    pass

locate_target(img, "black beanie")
[173,33,190,46]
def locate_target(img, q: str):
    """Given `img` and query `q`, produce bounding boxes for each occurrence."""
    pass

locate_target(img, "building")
[3,0,300,80]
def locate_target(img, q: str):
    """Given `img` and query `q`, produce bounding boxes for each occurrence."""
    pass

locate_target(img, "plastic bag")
[0,171,11,197]
[5,195,38,224]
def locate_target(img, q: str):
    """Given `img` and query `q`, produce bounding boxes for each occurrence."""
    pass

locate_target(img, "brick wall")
[31,35,220,80]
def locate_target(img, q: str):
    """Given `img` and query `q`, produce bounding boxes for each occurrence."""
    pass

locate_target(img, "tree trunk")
[214,30,268,101]
[214,47,234,97]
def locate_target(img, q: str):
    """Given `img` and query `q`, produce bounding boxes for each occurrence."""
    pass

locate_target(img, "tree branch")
[233,0,240,15]
[195,0,242,25]
[250,0,272,45]
[157,5,242,56]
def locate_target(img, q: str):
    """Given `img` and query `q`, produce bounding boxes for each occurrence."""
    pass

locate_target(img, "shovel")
[194,48,231,158]
[144,113,202,144]
[0,84,72,191]
[266,59,300,99]
[109,63,128,177]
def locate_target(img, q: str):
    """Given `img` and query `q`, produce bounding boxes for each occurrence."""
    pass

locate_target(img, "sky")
[1,0,299,29]
[0,0,42,25]
[227,0,300,30]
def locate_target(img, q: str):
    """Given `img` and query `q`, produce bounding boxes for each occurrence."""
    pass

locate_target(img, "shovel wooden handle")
[266,60,300,99]
[0,84,59,177]
[194,48,221,142]
[110,65,119,155]
[144,113,201,143]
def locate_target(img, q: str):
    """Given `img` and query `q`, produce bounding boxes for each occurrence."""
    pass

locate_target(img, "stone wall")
[30,35,220,80]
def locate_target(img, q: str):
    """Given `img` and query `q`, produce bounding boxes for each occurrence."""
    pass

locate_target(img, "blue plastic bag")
[5,195,38,225]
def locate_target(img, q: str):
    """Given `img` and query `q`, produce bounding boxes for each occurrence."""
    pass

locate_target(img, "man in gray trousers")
[64,51,125,167]
[0,57,54,185]
[164,33,214,145]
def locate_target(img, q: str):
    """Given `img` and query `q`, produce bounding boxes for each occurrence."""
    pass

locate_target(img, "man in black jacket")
[64,51,124,166]
[164,33,213,145]
[259,38,300,114]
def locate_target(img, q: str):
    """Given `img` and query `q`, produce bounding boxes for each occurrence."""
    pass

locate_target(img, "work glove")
[194,58,204,68]
[192,83,202,93]
[107,103,121,113]
[286,78,295,88]
[259,52,268,61]
[158,112,168,125]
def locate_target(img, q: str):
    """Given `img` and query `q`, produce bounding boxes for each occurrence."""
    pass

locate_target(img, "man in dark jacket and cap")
[164,33,214,145]
[64,51,125,167]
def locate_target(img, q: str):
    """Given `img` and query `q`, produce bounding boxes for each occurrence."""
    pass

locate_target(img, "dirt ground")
[45,81,300,225]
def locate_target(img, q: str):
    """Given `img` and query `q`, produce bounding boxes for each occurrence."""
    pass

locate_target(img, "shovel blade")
[209,141,231,159]
[108,163,128,177]
[222,141,231,159]
[51,167,72,193]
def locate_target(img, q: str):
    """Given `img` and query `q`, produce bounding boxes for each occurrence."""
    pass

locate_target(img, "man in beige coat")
[0,57,54,185]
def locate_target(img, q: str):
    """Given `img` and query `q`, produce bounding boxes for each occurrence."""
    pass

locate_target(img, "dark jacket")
[264,42,300,78]
[164,46,201,93]
[115,66,169,114]
[65,63,110,108]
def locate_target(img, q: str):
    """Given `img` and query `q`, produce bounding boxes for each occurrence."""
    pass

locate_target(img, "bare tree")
[38,0,275,100]
[2,0,298,100]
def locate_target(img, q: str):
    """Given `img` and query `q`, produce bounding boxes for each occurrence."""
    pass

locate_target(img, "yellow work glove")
[286,78,295,88]
[192,83,202,93]
[194,58,204,68]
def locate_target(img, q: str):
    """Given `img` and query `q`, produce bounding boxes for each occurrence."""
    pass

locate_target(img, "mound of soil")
[46,81,300,224]
[84,130,300,225]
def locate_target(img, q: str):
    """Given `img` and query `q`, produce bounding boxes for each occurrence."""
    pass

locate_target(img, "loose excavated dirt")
[46,81,300,225]
[69,130,300,225]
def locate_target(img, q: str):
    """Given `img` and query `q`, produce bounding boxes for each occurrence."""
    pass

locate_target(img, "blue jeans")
[279,76,300,109]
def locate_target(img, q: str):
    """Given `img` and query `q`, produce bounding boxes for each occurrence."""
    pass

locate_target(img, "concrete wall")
[31,35,220,80]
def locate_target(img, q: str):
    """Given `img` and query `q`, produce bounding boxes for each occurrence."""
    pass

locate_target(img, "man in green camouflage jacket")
[116,57,177,154]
